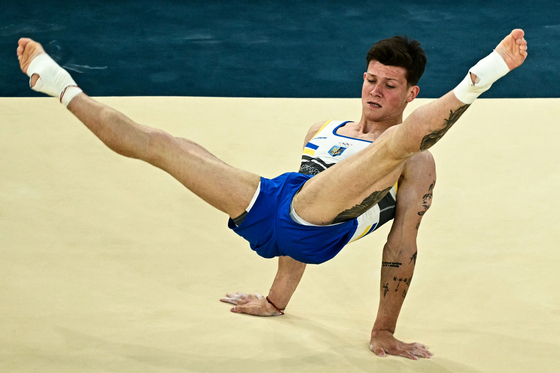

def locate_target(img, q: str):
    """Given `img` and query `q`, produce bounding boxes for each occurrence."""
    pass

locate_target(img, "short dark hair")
[366,36,427,87]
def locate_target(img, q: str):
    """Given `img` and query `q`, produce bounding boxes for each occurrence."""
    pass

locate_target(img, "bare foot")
[17,38,45,87]
[495,29,528,71]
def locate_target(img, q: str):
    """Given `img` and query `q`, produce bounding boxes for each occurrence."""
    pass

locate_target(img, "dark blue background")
[1,0,558,98]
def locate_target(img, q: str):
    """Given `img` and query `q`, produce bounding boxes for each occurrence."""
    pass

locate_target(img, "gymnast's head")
[366,36,427,87]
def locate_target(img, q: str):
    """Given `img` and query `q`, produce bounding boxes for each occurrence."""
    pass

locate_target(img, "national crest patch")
[328,145,347,157]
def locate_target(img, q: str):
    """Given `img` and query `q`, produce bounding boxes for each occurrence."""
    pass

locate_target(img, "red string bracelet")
[266,296,285,315]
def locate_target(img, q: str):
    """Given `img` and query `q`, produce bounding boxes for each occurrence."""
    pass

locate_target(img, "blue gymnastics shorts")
[228,172,359,264]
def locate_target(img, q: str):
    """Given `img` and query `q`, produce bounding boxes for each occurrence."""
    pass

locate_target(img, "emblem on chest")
[328,142,351,157]
[328,145,346,156]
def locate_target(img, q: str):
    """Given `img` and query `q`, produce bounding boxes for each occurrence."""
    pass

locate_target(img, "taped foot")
[17,38,82,107]
[453,29,527,104]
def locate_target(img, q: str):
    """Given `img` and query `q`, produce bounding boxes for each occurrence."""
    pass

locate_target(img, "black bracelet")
[266,296,285,315]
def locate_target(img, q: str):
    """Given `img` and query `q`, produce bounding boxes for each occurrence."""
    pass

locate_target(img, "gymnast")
[17,29,527,360]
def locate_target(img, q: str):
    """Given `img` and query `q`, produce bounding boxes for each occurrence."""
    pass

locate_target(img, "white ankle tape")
[453,50,510,104]
[27,54,83,107]
[60,86,83,107]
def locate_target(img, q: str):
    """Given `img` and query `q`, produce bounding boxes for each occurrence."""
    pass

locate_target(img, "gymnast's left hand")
[220,292,283,316]
[370,330,433,360]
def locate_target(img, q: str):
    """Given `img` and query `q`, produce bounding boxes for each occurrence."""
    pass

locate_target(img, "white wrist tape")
[453,50,510,104]
[27,53,83,107]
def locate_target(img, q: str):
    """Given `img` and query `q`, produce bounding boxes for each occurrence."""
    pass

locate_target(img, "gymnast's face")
[361,61,419,124]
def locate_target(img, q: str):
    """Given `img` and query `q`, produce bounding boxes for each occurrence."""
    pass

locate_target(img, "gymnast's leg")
[17,38,260,219]
[294,29,528,225]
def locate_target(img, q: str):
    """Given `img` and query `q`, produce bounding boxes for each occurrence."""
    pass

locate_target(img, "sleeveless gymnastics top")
[299,120,397,243]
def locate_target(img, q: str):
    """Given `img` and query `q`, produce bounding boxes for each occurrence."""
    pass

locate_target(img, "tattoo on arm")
[420,105,470,151]
[332,186,392,223]
[409,251,417,265]
[382,261,402,268]
[393,277,410,292]
[382,275,413,299]
[418,181,435,216]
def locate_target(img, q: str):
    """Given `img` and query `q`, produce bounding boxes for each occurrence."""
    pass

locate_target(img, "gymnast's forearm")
[267,256,307,310]
[372,243,417,335]
[67,93,160,160]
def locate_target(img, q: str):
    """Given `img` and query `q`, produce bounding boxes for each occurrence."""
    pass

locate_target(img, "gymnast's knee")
[141,129,178,165]
[144,131,213,167]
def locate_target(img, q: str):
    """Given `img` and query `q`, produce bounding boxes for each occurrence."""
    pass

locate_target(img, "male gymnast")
[17,29,527,360]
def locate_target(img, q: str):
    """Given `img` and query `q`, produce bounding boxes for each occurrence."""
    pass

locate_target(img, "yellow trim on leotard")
[312,120,332,138]
[303,148,316,156]
[395,181,398,194]
[349,225,372,243]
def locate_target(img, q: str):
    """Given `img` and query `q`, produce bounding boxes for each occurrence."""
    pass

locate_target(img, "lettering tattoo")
[418,181,435,216]
[419,105,470,151]
[332,186,392,224]
[382,261,402,268]
[383,277,412,299]
[393,277,410,292]
[409,251,417,265]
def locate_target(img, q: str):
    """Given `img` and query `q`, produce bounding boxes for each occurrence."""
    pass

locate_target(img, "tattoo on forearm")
[382,261,402,268]
[409,251,417,265]
[383,277,412,298]
[332,186,392,223]
[393,277,410,292]
[418,181,435,216]
[419,105,470,151]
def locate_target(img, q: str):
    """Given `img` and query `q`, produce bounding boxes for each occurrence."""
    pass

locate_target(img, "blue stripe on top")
[305,142,319,150]
[332,121,373,143]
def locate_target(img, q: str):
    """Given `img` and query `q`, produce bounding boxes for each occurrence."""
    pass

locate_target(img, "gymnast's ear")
[406,85,420,103]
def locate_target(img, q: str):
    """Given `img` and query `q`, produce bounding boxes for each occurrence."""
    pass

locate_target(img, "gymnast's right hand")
[220,292,283,316]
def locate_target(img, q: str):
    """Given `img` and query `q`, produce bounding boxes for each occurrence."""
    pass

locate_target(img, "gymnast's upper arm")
[387,152,436,246]
[302,121,327,149]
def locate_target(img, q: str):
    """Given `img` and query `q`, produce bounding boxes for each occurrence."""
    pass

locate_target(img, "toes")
[511,28,524,39]
[18,37,32,48]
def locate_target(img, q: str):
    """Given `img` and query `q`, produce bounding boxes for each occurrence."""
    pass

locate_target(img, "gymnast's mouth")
[368,101,382,108]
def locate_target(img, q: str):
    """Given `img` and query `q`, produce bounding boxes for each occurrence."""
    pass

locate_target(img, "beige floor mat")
[1,97,559,372]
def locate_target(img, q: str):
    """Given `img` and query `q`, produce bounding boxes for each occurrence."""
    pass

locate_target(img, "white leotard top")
[299,120,397,243]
